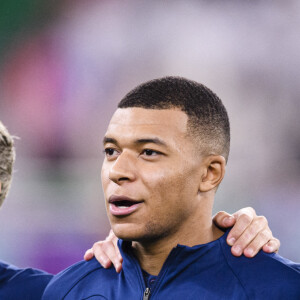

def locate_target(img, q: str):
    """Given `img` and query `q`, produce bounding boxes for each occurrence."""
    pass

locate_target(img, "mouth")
[108,195,143,216]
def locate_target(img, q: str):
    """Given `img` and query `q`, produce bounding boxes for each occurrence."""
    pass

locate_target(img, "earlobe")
[199,156,226,192]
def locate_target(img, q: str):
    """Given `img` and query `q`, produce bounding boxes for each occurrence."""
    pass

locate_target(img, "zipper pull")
[143,287,151,300]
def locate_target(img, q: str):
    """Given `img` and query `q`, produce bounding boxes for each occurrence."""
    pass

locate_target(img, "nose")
[109,151,136,184]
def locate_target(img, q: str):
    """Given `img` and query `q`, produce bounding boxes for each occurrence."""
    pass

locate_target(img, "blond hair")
[0,121,15,206]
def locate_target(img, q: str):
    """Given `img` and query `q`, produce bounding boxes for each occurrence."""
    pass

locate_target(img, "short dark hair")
[118,76,230,161]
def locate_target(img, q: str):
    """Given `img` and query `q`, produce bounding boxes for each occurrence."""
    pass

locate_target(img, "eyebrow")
[103,137,167,147]
[134,138,167,147]
[103,137,118,145]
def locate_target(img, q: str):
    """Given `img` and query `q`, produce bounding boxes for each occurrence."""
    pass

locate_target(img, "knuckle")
[213,211,225,221]
[239,214,252,225]
[251,219,260,228]
[263,216,268,225]
[216,210,226,215]
[93,241,103,250]
[252,216,267,228]
[259,229,270,241]
[245,206,256,215]
[258,215,268,225]
[246,226,257,238]
[251,220,264,233]
[240,232,252,244]
[273,238,281,247]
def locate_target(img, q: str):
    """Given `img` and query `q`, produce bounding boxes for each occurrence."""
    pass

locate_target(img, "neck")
[132,217,223,275]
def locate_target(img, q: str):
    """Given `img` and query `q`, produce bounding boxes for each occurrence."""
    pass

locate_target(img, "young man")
[42,77,300,299]
[0,121,280,299]
[0,121,281,300]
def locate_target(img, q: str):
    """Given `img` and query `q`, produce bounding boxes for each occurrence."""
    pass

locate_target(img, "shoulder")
[0,260,52,278]
[218,238,300,298]
[0,260,53,300]
[43,258,102,291]
[42,258,117,299]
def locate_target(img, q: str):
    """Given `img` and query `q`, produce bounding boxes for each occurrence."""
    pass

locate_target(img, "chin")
[111,223,143,241]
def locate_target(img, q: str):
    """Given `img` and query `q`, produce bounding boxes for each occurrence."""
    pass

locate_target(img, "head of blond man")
[0,121,15,206]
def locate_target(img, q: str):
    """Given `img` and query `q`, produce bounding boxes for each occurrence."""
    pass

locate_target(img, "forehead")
[105,108,188,140]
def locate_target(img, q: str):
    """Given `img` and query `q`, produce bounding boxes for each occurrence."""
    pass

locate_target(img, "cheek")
[101,165,110,193]
[143,167,187,200]
[143,167,172,187]
[145,164,199,205]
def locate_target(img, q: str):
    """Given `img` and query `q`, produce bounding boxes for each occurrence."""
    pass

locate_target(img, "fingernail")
[227,237,236,246]
[232,245,242,256]
[103,259,109,268]
[264,245,272,252]
[245,248,254,257]
[224,216,234,226]
[115,264,122,273]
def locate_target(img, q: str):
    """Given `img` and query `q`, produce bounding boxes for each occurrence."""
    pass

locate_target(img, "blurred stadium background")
[0,0,299,273]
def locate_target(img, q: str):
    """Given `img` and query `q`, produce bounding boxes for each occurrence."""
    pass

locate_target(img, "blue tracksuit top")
[42,230,300,300]
[0,261,52,300]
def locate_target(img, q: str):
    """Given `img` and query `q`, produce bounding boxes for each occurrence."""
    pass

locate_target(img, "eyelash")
[103,148,162,157]
[104,148,118,156]
[141,149,160,156]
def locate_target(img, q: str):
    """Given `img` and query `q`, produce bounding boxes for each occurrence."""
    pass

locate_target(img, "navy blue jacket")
[0,261,52,300]
[42,231,300,299]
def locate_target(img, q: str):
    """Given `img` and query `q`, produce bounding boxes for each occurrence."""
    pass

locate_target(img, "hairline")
[115,106,217,159]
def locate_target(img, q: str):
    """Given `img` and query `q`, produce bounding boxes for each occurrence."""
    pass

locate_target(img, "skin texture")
[103,109,221,239]
[84,209,280,273]
[101,108,231,275]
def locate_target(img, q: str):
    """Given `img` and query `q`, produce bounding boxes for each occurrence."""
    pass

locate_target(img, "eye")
[104,148,119,157]
[141,149,160,156]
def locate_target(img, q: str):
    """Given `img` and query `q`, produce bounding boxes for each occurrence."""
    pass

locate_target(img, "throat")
[132,242,172,276]
[131,223,224,275]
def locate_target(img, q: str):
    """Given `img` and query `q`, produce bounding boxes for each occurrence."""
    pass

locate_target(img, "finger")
[262,238,280,253]
[242,228,272,257]
[84,248,94,261]
[213,211,235,229]
[230,216,268,256]
[106,231,123,272]
[105,229,122,261]
[93,242,113,269]
[108,229,116,240]
[109,231,122,262]
[227,208,256,246]
[109,241,123,273]
[102,230,123,272]
[95,241,123,272]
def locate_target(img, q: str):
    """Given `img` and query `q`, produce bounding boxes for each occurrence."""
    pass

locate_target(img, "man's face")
[101,108,203,242]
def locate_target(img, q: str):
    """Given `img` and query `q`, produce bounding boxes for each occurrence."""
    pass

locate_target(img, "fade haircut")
[0,121,15,206]
[118,76,230,161]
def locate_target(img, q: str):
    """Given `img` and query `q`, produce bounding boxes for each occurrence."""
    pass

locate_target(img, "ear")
[199,155,226,192]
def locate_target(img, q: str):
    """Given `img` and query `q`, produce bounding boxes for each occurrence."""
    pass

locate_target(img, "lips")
[108,195,143,216]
